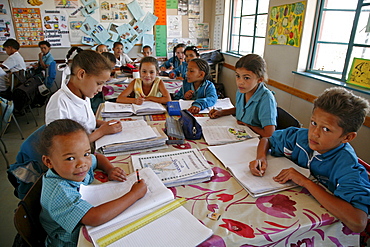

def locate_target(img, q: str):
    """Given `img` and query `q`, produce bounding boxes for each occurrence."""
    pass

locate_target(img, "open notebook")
[208,138,311,197]
[80,168,213,247]
[102,101,166,117]
[179,98,234,113]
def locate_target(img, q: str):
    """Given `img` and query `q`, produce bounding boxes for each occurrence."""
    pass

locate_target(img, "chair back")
[10,70,27,91]
[14,174,47,247]
[276,107,301,130]
[0,96,14,136]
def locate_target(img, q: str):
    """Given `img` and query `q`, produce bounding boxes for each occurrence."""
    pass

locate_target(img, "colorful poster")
[12,7,44,46]
[166,0,177,9]
[54,0,80,9]
[347,57,370,89]
[0,19,14,51]
[42,9,70,47]
[267,1,305,47]
[100,1,132,22]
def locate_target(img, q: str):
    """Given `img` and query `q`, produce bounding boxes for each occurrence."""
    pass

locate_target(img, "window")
[228,0,269,56]
[307,0,370,82]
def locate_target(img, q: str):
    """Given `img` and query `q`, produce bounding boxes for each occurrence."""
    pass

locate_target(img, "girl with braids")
[169,45,200,79]
[173,58,217,114]
[45,47,122,142]
[160,43,186,72]
[209,54,277,137]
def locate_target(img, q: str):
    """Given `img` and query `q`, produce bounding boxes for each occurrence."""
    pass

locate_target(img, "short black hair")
[142,45,152,51]
[3,39,20,50]
[38,41,51,47]
[113,41,123,48]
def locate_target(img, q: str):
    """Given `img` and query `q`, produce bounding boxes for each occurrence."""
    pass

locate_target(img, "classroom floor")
[0,105,46,246]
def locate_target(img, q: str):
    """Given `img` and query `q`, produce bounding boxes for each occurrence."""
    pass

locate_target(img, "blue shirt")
[173,79,218,110]
[270,127,370,214]
[40,154,97,246]
[235,83,277,128]
[42,52,55,66]
[160,56,181,70]
[170,61,187,78]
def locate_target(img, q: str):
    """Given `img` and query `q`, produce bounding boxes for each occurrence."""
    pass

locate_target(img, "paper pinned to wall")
[127,0,145,21]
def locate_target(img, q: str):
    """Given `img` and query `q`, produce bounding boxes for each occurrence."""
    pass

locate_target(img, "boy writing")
[250,87,370,233]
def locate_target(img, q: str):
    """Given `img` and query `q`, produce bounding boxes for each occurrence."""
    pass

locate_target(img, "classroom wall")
[218,0,370,163]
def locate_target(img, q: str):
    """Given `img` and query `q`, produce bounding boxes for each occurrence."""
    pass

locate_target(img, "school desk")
[77,116,359,247]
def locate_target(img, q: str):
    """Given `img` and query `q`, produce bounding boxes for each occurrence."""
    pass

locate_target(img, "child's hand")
[249,159,267,177]
[133,97,145,105]
[107,167,127,182]
[169,72,176,79]
[209,109,223,119]
[130,179,147,199]
[160,66,167,71]
[188,106,200,114]
[237,120,248,126]
[101,120,122,135]
[273,168,308,187]
[184,90,194,100]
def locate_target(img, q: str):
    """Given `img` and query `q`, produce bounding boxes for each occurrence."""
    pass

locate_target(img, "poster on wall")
[167,15,181,38]
[54,0,80,9]
[100,1,131,22]
[13,7,44,46]
[267,1,305,47]
[0,19,14,51]
[42,9,70,47]
[347,57,370,89]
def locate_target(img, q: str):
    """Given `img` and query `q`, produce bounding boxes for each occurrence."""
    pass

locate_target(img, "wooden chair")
[276,107,301,130]
[14,174,46,247]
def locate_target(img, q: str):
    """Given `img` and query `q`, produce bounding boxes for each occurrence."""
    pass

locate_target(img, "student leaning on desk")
[168,45,200,80]
[39,119,147,247]
[250,87,370,233]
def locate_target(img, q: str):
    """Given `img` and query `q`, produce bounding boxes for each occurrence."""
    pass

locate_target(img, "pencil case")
[167,101,181,116]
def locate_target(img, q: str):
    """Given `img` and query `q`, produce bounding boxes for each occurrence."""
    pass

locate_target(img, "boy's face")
[142,47,152,57]
[308,107,355,154]
[39,44,51,55]
[113,44,123,56]
[3,46,16,56]
[42,130,92,182]
[97,45,108,53]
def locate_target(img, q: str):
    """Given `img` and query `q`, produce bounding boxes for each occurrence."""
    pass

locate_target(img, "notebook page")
[179,98,234,113]
[104,102,134,113]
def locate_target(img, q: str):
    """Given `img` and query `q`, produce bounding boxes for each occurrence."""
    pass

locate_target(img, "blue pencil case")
[167,101,181,116]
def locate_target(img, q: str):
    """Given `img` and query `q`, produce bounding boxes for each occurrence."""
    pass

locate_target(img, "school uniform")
[133,77,162,98]
[45,78,96,134]
[40,155,97,246]
[42,52,55,66]
[160,56,181,70]
[173,79,217,110]
[270,127,370,213]
[0,51,26,91]
[170,61,187,78]
[115,53,133,67]
[235,83,277,128]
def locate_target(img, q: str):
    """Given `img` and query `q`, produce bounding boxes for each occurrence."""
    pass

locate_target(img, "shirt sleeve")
[192,81,218,110]
[45,95,70,125]
[269,127,301,157]
[2,56,16,70]
[258,91,277,128]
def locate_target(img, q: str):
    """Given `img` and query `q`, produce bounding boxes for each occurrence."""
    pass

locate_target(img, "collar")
[314,143,346,159]
[61,79,88,106]
[45,169,85,187]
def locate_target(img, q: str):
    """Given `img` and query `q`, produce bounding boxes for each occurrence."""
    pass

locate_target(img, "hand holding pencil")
[249,159,267,177]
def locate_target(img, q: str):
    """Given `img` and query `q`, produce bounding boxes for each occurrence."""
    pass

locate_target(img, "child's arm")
[145,80,171,104]
[116,80,145,105]
[89,120,122,142]
[38,53,47,69]
[188,83,218,114]
[273,168,367,232]
[209,107,236,119]
[249,137,270,176]
[237,122,276,138]
[95,153,126,182]
[81,179,147,226]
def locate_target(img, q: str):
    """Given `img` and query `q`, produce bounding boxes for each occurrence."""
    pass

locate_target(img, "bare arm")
[249,137,270,176]
[144,80,171,104]
[38,53,47,69]
[116,80,145,105]
[89,120,122,142]
[95,153,126,182]
[209,107,236,119]
[241,124,275,138]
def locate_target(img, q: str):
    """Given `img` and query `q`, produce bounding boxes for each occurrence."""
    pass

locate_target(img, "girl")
[173,58,217,114]
[209,54,277,137]
[169,46,200,79]
[113,41,133,67]
[39,119,147,246]
[45,47,122,142]
[160,43,186,72]
[116,56,171,105]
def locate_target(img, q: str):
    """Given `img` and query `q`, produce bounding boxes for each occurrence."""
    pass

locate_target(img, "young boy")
[37,41,54,70]
[96,44,108,53]
[0,38,26,95]
[250,87,370,233]
[134,45,154,64]
[112,41,133,67]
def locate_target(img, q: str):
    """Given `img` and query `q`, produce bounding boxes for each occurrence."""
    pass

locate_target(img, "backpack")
[12,74,45,112]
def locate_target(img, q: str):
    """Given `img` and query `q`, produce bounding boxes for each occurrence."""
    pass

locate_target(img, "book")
[131,149,214,187]
[208,138,311,197]
[179,98,234,113]
[80,168,213,247]
[195,115,259,145]
[102,101,166,118]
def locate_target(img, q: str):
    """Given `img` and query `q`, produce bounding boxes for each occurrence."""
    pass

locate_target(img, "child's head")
[38,41,51,55]
[3,38,20,55]
[139,56,159,83]
[235,54,267,95]
[40,119,92,182]
[66,47,112,98]
[101,52,117,68]
[309,87,369,153]
[142,45,152,57]
[184,46,200,63]
[96,44,108,53]
[186,58,211,83]
[173,43,186,62]
[113,42,123,56]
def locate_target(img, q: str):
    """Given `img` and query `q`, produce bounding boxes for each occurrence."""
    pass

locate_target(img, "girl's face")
[185,50,198,63]
[140,62,157,84]
[97,45,108,53]
[235,67,262,95]
[76,68,111,98]
[39,44,51,55]
[42,130,92,182]
[113,45,123,56]
[186,61,205,83]
[175,47,185,62]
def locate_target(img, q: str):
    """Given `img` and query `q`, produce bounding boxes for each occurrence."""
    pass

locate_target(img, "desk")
[78,118,359,246]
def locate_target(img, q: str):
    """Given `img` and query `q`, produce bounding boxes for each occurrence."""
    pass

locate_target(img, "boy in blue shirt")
[250,87,370,233]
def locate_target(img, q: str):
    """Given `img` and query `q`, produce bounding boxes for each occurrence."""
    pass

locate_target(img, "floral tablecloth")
[78,120,359,247]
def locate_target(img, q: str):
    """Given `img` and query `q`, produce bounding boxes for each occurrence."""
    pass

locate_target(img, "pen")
[257,160,263,177]
[136,169,140,183]
[109,121,119,126]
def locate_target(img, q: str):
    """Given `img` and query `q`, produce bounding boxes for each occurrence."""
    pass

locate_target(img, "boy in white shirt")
[112,41,133,67]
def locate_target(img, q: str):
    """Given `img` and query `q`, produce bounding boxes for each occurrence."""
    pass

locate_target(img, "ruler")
[96,197,187,247]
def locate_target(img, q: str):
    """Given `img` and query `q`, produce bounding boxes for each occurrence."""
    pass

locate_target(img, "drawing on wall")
[347,57,370,89]
[13,7,44,46]
[178,0,188,15]
[54,0,79,9]
[267,1,305,47]
[100,1,131,22]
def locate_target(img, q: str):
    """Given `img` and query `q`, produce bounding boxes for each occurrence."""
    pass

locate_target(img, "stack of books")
[101,101,167,118]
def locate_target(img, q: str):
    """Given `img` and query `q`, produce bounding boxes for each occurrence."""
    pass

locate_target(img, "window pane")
[324,0,357,10]
[231,17,241,34]
[254,37,265,56]
[312,43,348,72]
[318,11,355,42]
[242,0,257,15]
[240,16,255,36]
[239,36,254,55]
[233,0,242,16]
[256,14,267,36]
[257,0,269,14]
[230,35,240,53]
[354,6,370,45]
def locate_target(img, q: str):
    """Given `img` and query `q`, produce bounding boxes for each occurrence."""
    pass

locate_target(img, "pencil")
[257,160,263,177]
[108,121,119,126]
[136,169,140,183]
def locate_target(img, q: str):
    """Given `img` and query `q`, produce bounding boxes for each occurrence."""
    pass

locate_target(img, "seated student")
[169,46,200,79]
[173,58,217,114]
[39,119,147,246]
[96,44,108,53]
[250,87,370,233]
[209,54,277,137]
[112,41,133,67]
[117,56,171,105]
[160,43,186,73]
[34,41,55,70]
[0,38,26,98]
[45,47,122,142]
[134,45,154,63]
